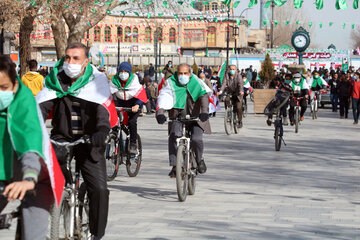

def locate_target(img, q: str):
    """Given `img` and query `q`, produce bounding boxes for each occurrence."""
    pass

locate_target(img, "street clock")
[291,27,310,53]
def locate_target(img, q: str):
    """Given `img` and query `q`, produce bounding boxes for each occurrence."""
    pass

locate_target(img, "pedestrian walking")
[338,74,351,119]
[350,72,360,124]
[21,59,44,96]
[329,73,340,112]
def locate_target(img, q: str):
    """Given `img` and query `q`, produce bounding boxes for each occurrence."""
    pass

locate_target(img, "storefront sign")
[265,49,350,62]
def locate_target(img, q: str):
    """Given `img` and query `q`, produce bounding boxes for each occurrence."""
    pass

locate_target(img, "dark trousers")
[289,98,307,122]
[330,93,339,111]
[55,143,109,238]
[339,96,349,117]
[352,97,360,122]
[225,95,243,121]
[128,111,140,144]
[168,122,204,166]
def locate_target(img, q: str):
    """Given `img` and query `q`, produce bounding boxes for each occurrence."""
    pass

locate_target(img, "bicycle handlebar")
[115,107,140,113]
[167,115,199,123]
[50,136,91,147]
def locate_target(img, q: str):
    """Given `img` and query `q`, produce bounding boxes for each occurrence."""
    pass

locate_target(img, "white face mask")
[63,60,87,79]
[294,78,301,83]
[178,75,190,86]
[119,72,130,81]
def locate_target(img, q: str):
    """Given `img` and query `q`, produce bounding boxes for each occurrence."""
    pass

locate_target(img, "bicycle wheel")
[126,134,142,177]
[77,183,91,240]
[105,133,120,181]
[233,112,239,134]
[49,190,71,240]
[295,107,299,133]
[312,99,316,120]
[274,125,281,151]
[224,108,232,135]
[176,144,188,202]
[314,100,318,119]
[242,101,248,118]
[187,151,196,196]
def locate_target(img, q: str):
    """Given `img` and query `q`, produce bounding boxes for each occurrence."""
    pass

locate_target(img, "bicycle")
[311,90,321,120]
[293,97,304,134]
[272,91,290,151]
[0,184,35,240]
[49,137,91,240]
[168,116,198,202]
[105,107,142,181]
[224,94,239,135]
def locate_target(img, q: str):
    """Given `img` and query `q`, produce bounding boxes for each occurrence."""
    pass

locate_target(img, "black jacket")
[39,72,110,159]
[328,78,339,94]
[338,80,351,97]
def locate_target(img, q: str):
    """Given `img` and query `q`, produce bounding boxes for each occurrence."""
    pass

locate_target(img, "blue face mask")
[230,70,236,75]
[178,75,190,86]
[0,91,14,111]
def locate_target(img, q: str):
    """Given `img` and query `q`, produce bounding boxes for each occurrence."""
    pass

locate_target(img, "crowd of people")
[1,41,360,240]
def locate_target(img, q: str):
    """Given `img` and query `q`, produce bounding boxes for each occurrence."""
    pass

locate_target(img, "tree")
[48,0,127,59]
[192,61,199,76]
[351,27,360,50]
[273,1,317,48]
[259,54,275,87]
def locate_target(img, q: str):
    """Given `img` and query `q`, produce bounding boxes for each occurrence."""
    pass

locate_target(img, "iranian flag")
[110,73,148,103]
[36,59,118,128]
[6,80,64,206]
[218,59,228,85]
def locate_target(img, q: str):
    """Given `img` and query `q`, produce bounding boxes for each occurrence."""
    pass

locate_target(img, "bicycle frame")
[176,124,191,173]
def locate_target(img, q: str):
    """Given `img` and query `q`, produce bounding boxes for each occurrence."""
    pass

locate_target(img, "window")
[44,27,50,39]
[124,26,131,42]
[155,27,163,41]
[133,27,138,42]
[207,27,216,46]
[212,2,218,12]
[204,3,210,11]
[145,27,151,42]
[169,28,176,43]
[86,30,90,39]
[94,26,100,42]
[117,26,123,42]
[184,29,204,43]
[104,26,111,42]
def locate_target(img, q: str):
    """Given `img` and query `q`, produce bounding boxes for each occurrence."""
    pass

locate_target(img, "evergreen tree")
[192,61,199,76]
[259,54,275,87]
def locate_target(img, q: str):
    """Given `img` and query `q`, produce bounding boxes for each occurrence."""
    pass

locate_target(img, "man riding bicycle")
[217,65,244,128]
[289,73,309,125]
[156,64,211,178]
[110,62,147,154]
[309,71,327,106]
[37,42,117,240]
[0,55,63,240]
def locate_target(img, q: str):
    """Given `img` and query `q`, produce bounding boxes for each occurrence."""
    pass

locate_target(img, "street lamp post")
[270,0,275,49]
[226,5,230,68]
[117,37,120,68]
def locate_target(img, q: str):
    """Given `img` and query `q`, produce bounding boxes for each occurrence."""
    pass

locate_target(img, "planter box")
[253,89,277,114]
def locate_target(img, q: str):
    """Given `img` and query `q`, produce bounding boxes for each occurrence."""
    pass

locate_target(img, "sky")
[234,0,360,49]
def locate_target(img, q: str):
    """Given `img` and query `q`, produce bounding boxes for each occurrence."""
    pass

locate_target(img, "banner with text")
[265,49,350,63]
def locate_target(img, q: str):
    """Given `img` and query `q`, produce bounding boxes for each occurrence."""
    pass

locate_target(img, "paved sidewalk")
[2,103,360,239]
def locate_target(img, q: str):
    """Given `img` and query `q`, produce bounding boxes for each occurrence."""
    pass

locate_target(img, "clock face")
[294,35,307,48]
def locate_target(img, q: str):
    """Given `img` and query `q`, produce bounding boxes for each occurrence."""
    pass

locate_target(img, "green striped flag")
[218,60,228,85]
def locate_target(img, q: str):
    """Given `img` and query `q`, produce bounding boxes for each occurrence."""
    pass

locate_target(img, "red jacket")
[351,79,360,99]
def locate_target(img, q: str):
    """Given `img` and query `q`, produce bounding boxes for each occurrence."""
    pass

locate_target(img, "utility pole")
[270,0,275,49]
[226,4,230,67]
[117,37,120,68]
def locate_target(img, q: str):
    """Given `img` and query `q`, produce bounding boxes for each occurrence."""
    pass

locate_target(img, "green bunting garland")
[248,0,258,8]
[315,0,323,10]
[308,22,313,28]
[233,1,241,8]
[329,22,334,27]
[273,0,287,6]
[354,0,359,9]
[342,23,346,29]
[248,19,252,27]
[144,1,152,5]
[336,0,348,10]
[352,24,356,29]
[285,20,289,25]
[222,0,232,5]
[294,0,304,8]
[163,1,167,8]
[264,1,271,8]
[319,22,323,28]
[274,20,278,27]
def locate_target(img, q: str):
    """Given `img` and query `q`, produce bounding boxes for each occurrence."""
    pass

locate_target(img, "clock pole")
[299,52,303,65]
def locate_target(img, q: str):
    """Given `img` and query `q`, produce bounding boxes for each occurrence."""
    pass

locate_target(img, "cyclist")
[289,73,309,125]
[110,62,148,154]
[37,42,117,240]
[265,76,293,126]
[309,71,327,107]
[217,65,244,128]
[0,55,62,240]
[156,63,210,177]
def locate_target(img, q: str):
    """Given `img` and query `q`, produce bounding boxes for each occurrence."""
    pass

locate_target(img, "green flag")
[264,1,271,8]
[342,23,346,29]
[319,22,323,28]
[273,0,286,6]
[315,0,323,10]
[237,19,241,25]
[163,1,167,8]
[274,20,278,27]
[294,0,304,8]
[263,20,267,26]
[308,22,313,28]
[222,0,232,5]
[233,1,240,8]
[248,19,252,26]
[354,0,359,9]
[336,0,348,10]
[248,0,258,8]
[329,22,334,27]
[352,23,355,29]
[285,20,289,25]
[144,0,152,5]
[219,60,228,84]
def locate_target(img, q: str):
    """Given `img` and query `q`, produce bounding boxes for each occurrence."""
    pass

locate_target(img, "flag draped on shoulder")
[36,58,118,128]
[218,60,227,85]
[157,73,211,110]
[110,74,148,103]
[1,80,64,206]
